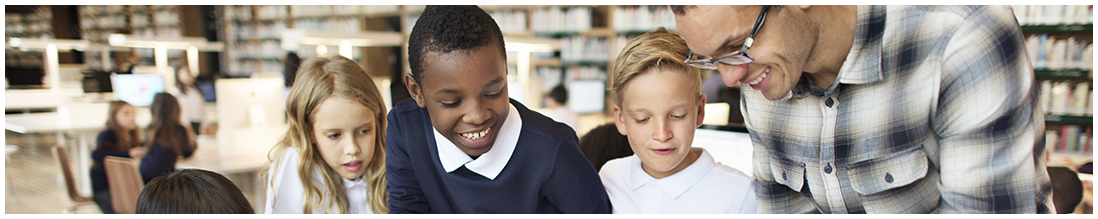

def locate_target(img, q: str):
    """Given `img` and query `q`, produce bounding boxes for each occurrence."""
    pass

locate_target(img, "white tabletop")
[4,88,88,110]
[177,125,288,175]
[4,103,150,134]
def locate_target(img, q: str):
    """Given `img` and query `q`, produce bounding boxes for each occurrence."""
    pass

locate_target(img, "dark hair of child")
[135,169,255,214]
[407,5,506,85]
[578,123,634,171]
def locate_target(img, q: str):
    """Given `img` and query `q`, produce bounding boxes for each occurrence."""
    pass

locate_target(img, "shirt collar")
[836,5,885,85]
[343,176,369,189]
[629,148,716,199]
[434,102,522,180]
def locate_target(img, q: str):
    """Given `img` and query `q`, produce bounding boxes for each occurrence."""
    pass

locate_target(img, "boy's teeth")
[461,127,491,140]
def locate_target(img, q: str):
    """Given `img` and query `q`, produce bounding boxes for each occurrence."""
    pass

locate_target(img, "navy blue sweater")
[139,124,195,183]
[386,98,611,213]
[91,130,132,192]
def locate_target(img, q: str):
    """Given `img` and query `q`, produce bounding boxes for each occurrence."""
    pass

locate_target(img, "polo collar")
[434,102,522,180]
[629,148,715,199]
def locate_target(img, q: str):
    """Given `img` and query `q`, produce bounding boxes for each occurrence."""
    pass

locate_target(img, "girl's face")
[177,67,195,86]
[310,97,377,180]
[116,104,138,131]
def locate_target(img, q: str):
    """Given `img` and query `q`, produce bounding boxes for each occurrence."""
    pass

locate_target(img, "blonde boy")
[600,27,757,214]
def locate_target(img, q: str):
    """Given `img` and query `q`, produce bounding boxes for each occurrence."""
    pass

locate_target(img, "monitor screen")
[692,125,755,177]
[568,80,606,114]
[110,74,165,106]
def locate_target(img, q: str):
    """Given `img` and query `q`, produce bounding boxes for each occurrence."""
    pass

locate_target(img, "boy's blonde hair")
[266,55,389,214]
[611,27,703,105]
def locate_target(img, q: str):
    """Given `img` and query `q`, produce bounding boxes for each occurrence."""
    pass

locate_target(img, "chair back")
[52,146,92,203]
[104,156,144,214]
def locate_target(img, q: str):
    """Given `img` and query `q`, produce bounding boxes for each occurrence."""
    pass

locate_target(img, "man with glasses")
[671,5,1053,213]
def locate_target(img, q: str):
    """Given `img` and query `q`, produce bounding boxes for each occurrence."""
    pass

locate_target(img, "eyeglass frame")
[684,5,771,70]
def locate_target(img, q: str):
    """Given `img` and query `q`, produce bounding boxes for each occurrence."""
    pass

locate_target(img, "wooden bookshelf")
[1020,24,1093,33]
[1046,115,1094,125]
[1034,69,1092,79]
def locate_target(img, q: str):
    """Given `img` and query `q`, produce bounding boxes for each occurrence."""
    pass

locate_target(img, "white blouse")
[264,147,374,214]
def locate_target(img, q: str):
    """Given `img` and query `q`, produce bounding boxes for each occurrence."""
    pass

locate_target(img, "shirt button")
[824,163,832,174]
[825,98,834,108]
[885,173,894,183]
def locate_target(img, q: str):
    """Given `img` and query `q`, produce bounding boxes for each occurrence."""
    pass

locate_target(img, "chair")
[51,146,97,214]
[104,156,144,214]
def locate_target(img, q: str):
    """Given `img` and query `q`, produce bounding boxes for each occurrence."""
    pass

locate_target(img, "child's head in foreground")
[610,27,706,179]
[406,5,509,157]
[135,169,254,214]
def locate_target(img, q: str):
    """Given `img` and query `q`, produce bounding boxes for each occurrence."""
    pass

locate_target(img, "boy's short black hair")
[548,84,568,105]
[407,5,507,84]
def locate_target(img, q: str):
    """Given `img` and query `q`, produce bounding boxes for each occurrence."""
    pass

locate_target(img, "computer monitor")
[692,125,755,177]
[110,73,165,106]
[567,80,606,114]
[214,78,285,133]
[82,70,114,93]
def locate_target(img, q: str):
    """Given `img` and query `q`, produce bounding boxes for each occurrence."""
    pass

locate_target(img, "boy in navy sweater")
[386,5,611,213]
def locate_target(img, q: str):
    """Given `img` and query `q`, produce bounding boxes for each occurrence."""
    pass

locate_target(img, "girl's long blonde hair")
[266,55,389,214]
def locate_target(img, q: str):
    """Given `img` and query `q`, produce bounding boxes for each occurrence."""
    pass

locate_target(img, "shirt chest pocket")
[767,154,806,192]
[845,145,930,195]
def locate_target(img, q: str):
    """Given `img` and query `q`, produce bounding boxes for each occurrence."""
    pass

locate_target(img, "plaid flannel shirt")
[742,5,1054,213]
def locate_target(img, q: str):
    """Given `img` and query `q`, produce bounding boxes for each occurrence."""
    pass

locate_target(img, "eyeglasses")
[684,5,771,70]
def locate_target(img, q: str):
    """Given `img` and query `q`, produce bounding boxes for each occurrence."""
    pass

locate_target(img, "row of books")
[530,6,594,34]
[1026,34,1093,70]
[295,18,361,32]
[612,5,677,33]
[489,9,529,35]
[535,66,609,90]
[1046,125,1092,155]
[78,5,125,17]
[561,36,611,63]
[1040,80,1092,116]
[1011,5,1092,25]
[5,7,52,39]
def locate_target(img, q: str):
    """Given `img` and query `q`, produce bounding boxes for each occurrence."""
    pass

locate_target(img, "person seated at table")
[91,100,147,214]
[137,93,196,183]
[135,168,254,214]
[264,55,389,214]
[599,28,757,213]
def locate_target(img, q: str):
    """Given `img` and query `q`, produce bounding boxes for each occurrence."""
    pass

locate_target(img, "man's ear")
[404,73,426,108]
[612,103,629,136]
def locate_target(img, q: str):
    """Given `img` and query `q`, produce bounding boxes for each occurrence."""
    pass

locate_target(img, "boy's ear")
[403,73,426,108]
[612,104,629,136]
[695,94,706,128]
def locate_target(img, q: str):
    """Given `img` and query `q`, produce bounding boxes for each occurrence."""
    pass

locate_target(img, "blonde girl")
[264,55,388,214]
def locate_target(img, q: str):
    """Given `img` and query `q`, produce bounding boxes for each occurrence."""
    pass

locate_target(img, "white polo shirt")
[599,147,758,214]
[433,102,522,180]
[265,147,375,214]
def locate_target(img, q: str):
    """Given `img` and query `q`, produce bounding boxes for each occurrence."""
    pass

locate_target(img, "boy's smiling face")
[406,45,510,157]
